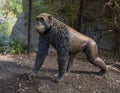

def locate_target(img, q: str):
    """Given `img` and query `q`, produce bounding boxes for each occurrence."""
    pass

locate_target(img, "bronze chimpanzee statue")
[29,13,107,82]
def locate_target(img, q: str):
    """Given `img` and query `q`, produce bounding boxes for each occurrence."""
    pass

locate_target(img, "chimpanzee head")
[34,13,53,34]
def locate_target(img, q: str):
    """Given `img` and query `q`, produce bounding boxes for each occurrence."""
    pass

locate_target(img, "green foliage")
[0,35,27,54]
[0,0,22,35]
[8,0,22,16]
[9,38,27,54]
[32,0,79,28]
[4,12,17,35]
[0,33,9,53]
[0,0,22,16]
[0,0,23,54]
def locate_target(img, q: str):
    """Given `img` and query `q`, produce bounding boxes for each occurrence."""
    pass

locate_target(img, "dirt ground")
[0,52,120,93]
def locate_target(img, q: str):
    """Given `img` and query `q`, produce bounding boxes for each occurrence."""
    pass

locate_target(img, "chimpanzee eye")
[39,18,44,22]
[36,18,39,21]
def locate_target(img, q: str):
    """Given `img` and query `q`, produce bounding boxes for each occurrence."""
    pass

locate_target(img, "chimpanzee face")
[34,13,52,34]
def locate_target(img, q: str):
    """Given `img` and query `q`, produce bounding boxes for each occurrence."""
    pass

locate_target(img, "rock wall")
[82,0,115,51]
[10,13,27,40]
[10,0,115,51]
[10,12,39,51]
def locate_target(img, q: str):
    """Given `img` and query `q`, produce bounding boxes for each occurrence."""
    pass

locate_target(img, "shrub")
[9,38,27,54]
[0,33,9,53]
[0,35,28,54]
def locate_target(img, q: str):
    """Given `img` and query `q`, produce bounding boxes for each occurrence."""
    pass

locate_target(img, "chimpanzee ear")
[48,15,53,23]
[36,17,39,21]
[36,15,40,21]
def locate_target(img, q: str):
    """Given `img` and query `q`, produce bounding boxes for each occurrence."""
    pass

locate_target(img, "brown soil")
[0,53,120,93]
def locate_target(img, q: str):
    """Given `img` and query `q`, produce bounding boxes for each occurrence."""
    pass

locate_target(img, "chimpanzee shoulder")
[49,19,69,52]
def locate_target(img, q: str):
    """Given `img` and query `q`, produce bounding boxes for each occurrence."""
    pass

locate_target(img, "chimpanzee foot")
[96,69,107,78]
[66,68,72,73]
[65,70,71,76]
[28,72,37,80]
[54,77,63,83]
[66,69,70,73]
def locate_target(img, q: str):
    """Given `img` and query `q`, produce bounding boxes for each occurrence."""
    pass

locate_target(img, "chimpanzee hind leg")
[56,55,69,82]
[85,41,107,76]
[28,35,50,80]
[55,32,69,82]
[66,54,75,74]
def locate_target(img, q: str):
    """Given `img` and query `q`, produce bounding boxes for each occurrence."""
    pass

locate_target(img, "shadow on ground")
[0,53,120,93]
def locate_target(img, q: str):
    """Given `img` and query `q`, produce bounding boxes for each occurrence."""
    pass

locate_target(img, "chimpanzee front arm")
[29,35,50,80]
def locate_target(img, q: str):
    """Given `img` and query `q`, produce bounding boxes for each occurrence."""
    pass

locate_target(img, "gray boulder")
[10,12,39,50]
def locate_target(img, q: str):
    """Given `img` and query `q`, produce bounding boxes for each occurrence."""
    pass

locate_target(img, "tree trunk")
[77,0,84,33]
[117,31,120,61]
[27,0,32,55]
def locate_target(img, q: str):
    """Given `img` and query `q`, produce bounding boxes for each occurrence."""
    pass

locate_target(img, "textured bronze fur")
[29,13,107,82]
